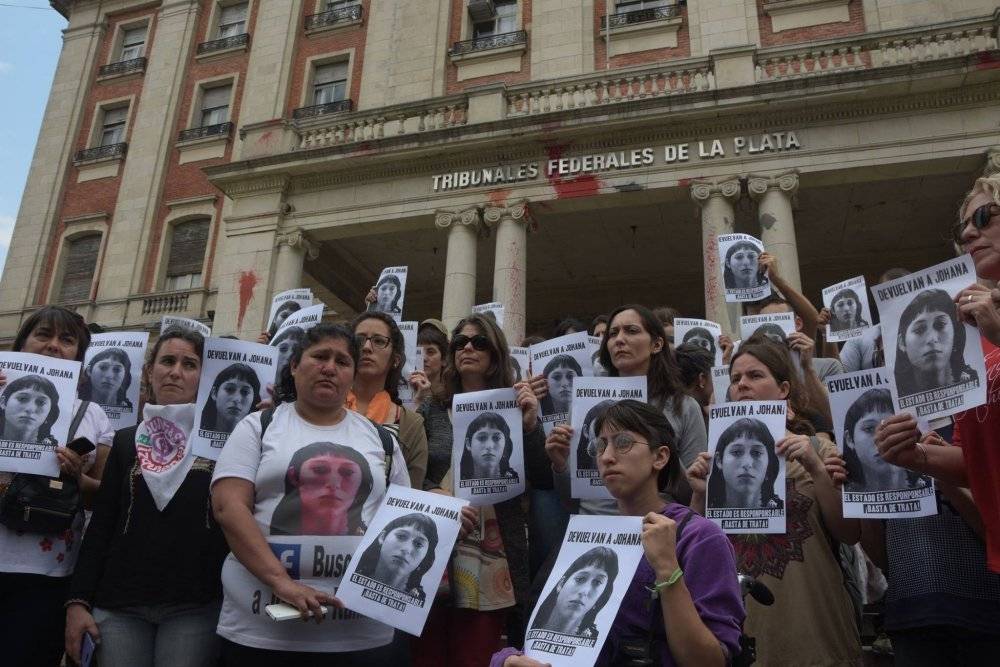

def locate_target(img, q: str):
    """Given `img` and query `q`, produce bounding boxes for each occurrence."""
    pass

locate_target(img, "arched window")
[164,218,210,291]
[57,234,102,303]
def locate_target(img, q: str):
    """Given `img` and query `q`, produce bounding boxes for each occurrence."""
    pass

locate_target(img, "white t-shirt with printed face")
[0,400,114,577]
[212,402,411,653]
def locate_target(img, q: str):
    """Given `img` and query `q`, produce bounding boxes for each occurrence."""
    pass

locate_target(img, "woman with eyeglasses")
[492,400,744,667]
[410,313,545,667]
[544,304,708,514]
[876,175,1000,576]
[348,312,428,489]
[685,339,862,667]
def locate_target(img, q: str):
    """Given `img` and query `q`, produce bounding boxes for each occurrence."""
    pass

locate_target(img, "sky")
[0,3,67,274]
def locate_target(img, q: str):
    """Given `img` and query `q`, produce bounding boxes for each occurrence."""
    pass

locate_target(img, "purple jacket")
[492,503,745,667]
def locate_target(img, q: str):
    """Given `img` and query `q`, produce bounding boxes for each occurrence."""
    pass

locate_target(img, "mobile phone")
[67,437,96,456]
[80,632,96,667]
[265,602,328,621]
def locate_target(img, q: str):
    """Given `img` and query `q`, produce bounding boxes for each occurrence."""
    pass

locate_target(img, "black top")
[68,426,229,609]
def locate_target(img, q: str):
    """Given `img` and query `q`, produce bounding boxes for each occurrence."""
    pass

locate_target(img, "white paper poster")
[675,318,723,366]
[396,322,421,409]
[473,302,505,330]
[271,304,325,382]
[705,401,787,534]
[826,368,936,519]
[266,288,313,338]
[710,365,731,405]
[530,332,595,434]
[524,515,644,666]
[873,254,986,420]
[451,388,525,506]
[822,276,873,342]
[569,376,647,500]
[509,346,530,384]
[740,312,796,345]
[160,315,210,338]
[79,331,148,430]
[719,233,770,303]
[588,336,608,376]
[337,485,468,635]
[193,338,278,460]
[369,267,408,321]
[0,352,81,476]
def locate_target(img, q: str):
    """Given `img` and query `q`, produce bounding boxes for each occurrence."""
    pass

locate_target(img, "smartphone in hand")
[81,632,96,667]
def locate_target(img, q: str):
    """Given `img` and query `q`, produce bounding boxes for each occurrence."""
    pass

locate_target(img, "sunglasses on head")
[451,334,491,352]
[952,203,999,244]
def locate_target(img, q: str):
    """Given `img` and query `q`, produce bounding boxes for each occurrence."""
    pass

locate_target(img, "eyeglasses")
[952,203,999,244]
[587,432,649,458]
[355,333,391,350]
[451,334,491,352]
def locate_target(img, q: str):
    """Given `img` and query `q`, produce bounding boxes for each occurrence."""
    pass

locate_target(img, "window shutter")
[315,62,348,85]
[103,107,127,128]
[166,219,210,278]
[220,3,247,25]
[201,85,231,112]
[58,235,101,303]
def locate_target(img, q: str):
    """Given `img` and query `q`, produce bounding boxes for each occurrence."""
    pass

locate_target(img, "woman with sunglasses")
[492,400,744,667]
[685,339,862,667]
[877,175,1000,575]
[411,313,545,667]
[349,312,428,489]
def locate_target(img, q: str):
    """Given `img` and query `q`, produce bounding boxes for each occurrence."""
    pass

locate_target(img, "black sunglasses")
[451,334,491,352]
[952,203,999,244]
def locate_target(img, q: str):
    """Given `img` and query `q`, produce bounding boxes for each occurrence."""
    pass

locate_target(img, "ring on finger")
[967,294,974,303]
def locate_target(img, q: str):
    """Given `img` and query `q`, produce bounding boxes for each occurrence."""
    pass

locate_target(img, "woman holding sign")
[0,306,113,667]
[685,340,862,667]
[493,400,744,667]
[66,328,230,667]
[412,313,544,667]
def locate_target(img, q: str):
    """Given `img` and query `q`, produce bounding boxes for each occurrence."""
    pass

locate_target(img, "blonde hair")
[960,175,1000,218]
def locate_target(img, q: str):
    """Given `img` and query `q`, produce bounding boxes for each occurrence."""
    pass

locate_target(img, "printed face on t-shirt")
[298,453,364,516]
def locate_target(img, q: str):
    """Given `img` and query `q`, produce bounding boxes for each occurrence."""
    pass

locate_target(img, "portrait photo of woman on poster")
[829,288,870,333]
[353,512,439,603]
[199,363,261,434]
[894,288,978,397]
[80,347,133,409]
[0,375,60,446]
[842,388,929,493]
[708,417,783,510]
[370,274,403,316]
[530,546,619,640]
[459,411,520,483]
[540,354,583,417]
[723,241,768,291]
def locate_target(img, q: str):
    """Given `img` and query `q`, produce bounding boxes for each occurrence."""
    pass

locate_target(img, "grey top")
[811,356,846,381]
[839,325,881,373]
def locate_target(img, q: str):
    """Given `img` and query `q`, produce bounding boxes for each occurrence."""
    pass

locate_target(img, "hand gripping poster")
[368,267,408,321]
[266,288,313,338]
[739,312,796,346]
[530,332,595,434]
[705,401,788,534]
[451,388,525,506]
[160,315,211,338]
[193,338,278,460]
[823,276,873,343]
[674,318,724,366]
[570,376,647,500]
[337,485,468,635]
[509,346,530,384]
[473,301,504,329]
[271,303,325,382]
[827,368,936,519]
[79,332,148,430]
[524,515,644,666]
[873,254,986,420]
[0,352,81,476]
[718,233,770,303]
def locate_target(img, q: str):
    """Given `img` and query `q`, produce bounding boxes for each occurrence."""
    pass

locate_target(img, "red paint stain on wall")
[704,234,720,313]
[543,144,602,199]
[488,188,512,207]
[237,270,260,330]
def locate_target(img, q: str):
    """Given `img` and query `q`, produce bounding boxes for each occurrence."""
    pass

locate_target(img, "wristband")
[65,598,92,611]
[646,567,683,598]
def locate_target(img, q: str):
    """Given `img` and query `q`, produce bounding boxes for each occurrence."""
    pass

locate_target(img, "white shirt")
[212,402,411,652]
[0,400,113,577]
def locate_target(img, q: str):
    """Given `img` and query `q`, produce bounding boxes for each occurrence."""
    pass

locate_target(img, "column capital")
[435,206,481,230]
[747,170,799,199]
[689,178,742,205]
[984,147,1000,177]
[275,228,319,260]
[483,199,530,228]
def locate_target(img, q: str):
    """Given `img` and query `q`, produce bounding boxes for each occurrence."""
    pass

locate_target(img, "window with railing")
[313,62,348,106]
[200,85,232,127]
[100,107,128,147]
[119,25,147,61]
[472,0,517,38]
[58,234,101,303]
[164,219,209,291]
[217,2,248,38]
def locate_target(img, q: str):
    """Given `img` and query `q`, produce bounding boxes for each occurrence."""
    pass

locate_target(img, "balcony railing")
[305,4,363,31]
[601,5,682,30]
[177,122,234,143]
[98,57,146,78]
[197,32,250,55]
[74,142,127,163]
[293,99,353,120]
[142,291,191,316]
[451,30,527,56]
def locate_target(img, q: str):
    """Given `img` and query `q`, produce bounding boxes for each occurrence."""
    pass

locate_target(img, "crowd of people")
[1,175,1000,667]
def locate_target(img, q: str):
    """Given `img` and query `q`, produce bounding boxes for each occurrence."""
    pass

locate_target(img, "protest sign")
[530,332,595,434]
[823,276,873,342]
[451,388,525,506]
[675,318,723,365]
[79,331,148,430]
[719,233,770,303]
[369,267,408,322]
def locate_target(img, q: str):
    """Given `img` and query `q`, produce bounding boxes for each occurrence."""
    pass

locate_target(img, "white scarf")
[135,403,196,511]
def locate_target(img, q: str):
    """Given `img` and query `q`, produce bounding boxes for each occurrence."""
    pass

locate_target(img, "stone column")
[691,178,742,337]
[273,228,319,295]
[436,207,481,332]
[485,200,530,345]
[749,171,802,294]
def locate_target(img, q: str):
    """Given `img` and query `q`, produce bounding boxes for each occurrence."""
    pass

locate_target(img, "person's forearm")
[659,578,726,667]
[214,499,289,588]
[772,274,819,336]
[858,519,887,570]
[689,490,706,516]
[911,445,968,486]
[810,467,859,544]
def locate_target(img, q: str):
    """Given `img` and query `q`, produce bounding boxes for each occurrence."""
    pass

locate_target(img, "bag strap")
[259,408,275,439]
[68,401,90,441]
[369,419,395,487]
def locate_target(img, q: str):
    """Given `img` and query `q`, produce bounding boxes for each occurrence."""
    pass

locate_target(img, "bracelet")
[916,443,929,467]
[65,598,92,611]
[646,567,683,599]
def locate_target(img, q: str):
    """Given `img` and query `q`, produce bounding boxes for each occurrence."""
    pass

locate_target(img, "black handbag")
[0,401,90,534]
